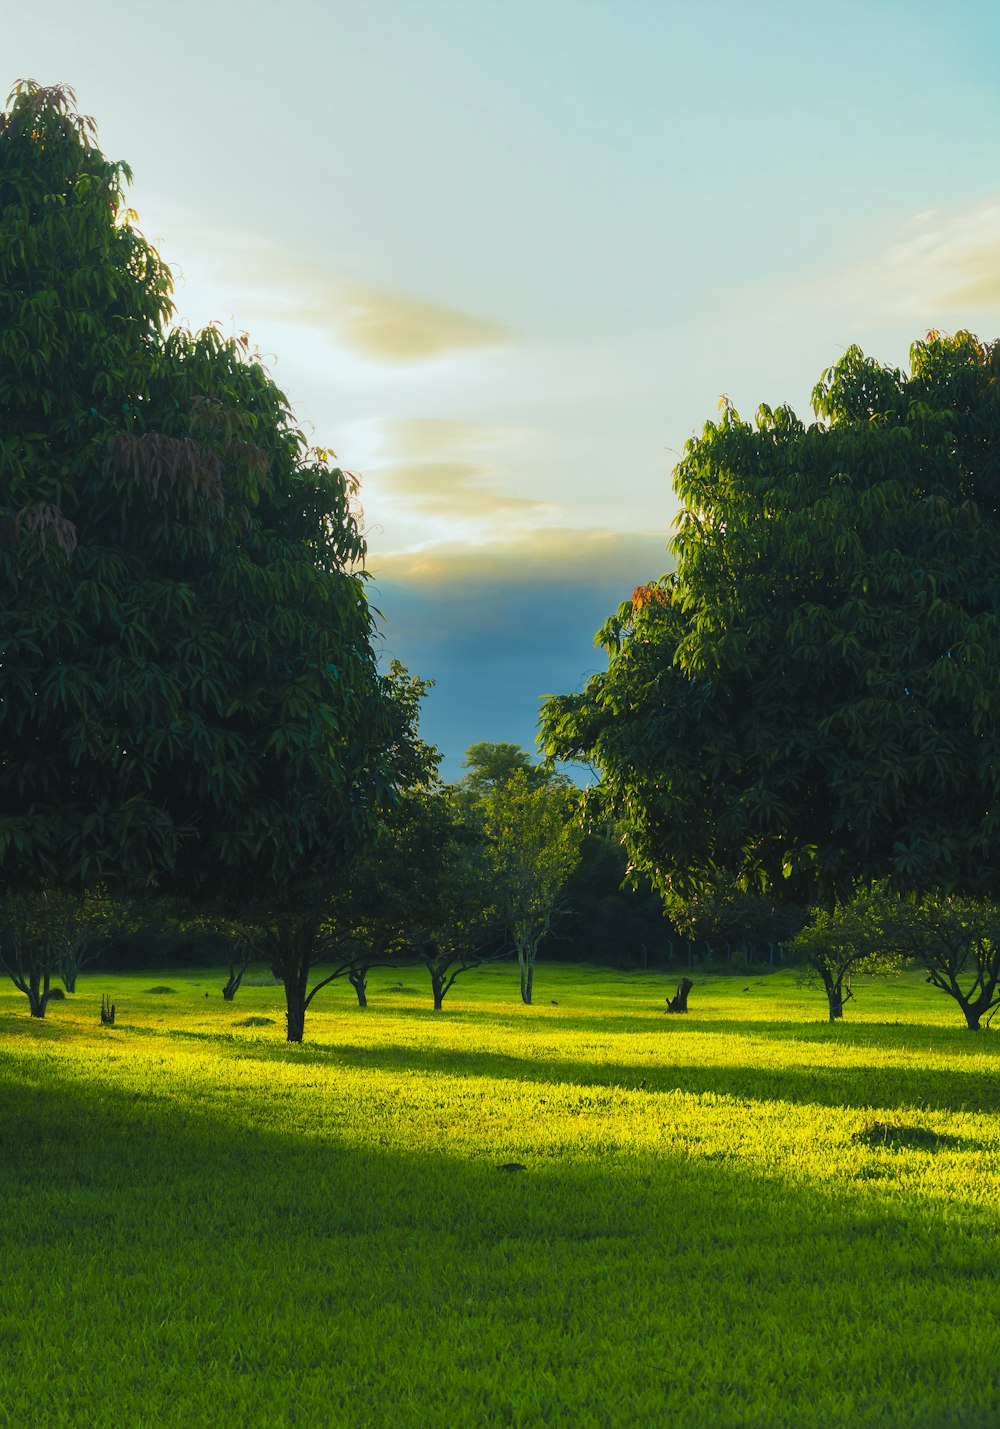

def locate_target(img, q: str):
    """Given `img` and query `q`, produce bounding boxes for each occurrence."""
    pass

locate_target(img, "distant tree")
[459,742,550,800]
[789,886,902,1021]
[541,333,1000,906]
[412,801,504,1009]
[0,83,399,1003]
[324,786,448,1008]
[0,886,133,1013]
[468,754,583,1004]
[545,829,670,968]
[53,887,133,992]
[883,895,1000,1031]
[668,877,806,965]
[0,894,64,1017]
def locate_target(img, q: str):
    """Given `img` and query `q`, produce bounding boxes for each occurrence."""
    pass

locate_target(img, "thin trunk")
[431,973,445,1011]
[348,970,368,1008]
[28,970,50,1018]
[520,959,533,1005]
[61,967,78,994]
[285,981,306,1042]
[282,954,309,1043]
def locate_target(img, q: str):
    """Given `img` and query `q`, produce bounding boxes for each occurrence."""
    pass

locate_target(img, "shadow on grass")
[94,1014,1000,1116]
[0,1059,999,1427]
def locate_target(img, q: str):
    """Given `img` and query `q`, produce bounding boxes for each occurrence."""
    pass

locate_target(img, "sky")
[9,0,1000,776]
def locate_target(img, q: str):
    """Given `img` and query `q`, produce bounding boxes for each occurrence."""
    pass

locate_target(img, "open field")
[2,964,1000,1427]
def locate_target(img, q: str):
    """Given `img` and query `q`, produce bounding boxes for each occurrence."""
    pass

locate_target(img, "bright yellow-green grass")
[2,964,1000,1428]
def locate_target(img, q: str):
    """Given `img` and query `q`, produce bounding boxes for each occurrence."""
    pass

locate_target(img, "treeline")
[5,85,1000,1043]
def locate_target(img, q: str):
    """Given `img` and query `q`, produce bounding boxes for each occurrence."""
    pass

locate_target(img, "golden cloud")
[368,527,672,589]
[376,418,524,463]
[373,460,550,517]
[834,200,1000,317]
[203,239,511,362]
[363,417,549,520]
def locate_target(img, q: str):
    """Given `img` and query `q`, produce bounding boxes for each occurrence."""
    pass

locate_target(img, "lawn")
[1,963,999,1427]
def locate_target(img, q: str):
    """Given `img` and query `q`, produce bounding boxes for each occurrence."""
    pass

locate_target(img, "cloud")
[370,526,671,592]
[821,199,1000,318]
[362,417,552,522]
[374,461,550,517]
[179,229,511,363]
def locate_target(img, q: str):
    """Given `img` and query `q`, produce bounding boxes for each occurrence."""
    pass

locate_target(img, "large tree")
[245,662,441,1040]
[542,332,1000,905]
[0,83,395,931]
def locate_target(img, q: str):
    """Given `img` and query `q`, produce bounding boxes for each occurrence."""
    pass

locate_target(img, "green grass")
[2,964,1000,1427]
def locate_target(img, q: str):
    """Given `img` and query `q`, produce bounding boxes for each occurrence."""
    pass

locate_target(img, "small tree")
[0,887,134,1013]
[0,894,63,1017]
[885,895,1000,1030]
[468,754,583,1005]
[789,886,901,1021]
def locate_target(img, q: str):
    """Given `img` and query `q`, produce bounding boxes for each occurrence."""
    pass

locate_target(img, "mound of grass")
[232,1016,276,1028]
[853,1120,963,1152]
[144,986,175,994]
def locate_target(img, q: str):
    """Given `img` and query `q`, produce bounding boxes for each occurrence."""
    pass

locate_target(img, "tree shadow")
[1,1060,998,1427]
[216,1028,1000,1116]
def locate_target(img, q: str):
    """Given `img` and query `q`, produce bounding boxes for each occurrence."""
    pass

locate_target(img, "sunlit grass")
[2,964,999,1426]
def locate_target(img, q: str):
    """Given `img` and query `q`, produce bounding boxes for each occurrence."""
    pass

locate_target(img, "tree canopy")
[541,332,1000,905]
[1,82,396,908]
[458,746,581,1004]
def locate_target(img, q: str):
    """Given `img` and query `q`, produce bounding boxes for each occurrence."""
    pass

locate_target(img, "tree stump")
[666,978,693,1013]
[100,994,115,1026]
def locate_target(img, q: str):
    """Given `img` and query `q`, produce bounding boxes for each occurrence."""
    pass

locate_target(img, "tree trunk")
[666,977,693,1013]
[823,974,844,1021]
[431,973,445,1011]
[349,970,368,1008]
[222,982,236,1002]
[285,983,306,1042]
[27,971,51,1018]
[61,967,78,993]
[961,1000,982,1031]
[517,940,534,1005]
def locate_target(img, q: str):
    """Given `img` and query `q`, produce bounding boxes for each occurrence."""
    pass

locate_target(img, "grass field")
[2,963,1000,1427]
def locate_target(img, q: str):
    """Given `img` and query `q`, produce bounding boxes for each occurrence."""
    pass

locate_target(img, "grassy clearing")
[2,964,1000,1427]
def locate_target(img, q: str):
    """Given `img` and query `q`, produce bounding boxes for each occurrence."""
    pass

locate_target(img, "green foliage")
[0,82,395,907]
[0,883,131,1010]
[544,831,670,967]
[468,752,583,1003]
[789,884,903,1021]
[541,332,1000,904]
[459,740,550,797]
[668,875,806,958]
[881,893,1000,1030]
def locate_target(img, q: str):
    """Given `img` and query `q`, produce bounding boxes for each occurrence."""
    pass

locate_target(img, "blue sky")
[10,1,1000,775]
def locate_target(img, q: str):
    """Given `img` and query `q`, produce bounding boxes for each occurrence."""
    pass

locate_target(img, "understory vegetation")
[2,966,999,1428]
